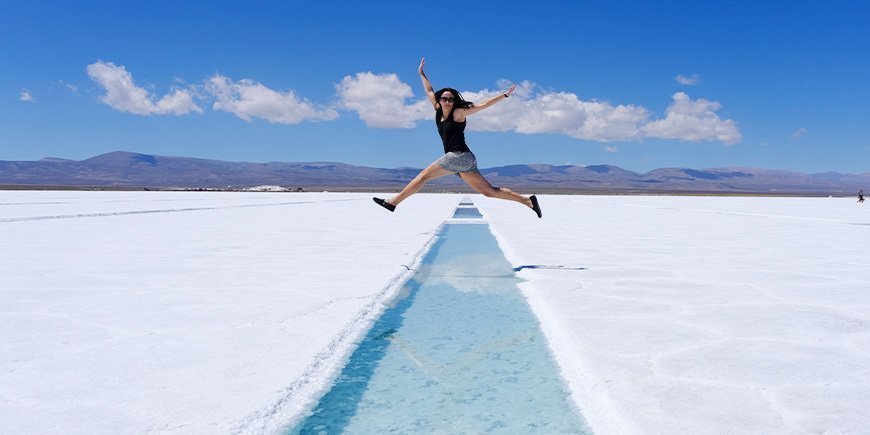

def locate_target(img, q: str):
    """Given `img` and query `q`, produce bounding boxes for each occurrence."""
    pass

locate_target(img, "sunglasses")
[440,96,455,103]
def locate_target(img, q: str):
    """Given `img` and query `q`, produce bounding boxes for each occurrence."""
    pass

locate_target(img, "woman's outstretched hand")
[505,83,517,97]
[419,57,426,76]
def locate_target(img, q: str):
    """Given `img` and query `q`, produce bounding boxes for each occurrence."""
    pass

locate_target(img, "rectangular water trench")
[451,207,484,219]
[289,203,591,434]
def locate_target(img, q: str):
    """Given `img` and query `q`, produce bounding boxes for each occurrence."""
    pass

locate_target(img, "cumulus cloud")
[458,82,532,133]
[642,92,741,144]
[336,72,430,128]
[676,74,701,85]
[338,75,740,145]
[791,128,807,139]
[460,84,650,141]
[80,61,740,145]
[514,92,650,141]
[19,89,33,102]
[86,61,202,115]
[205,75,338,124]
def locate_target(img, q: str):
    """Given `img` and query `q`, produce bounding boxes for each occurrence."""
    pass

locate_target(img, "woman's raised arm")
[419,57,437,108]
[457,83,516,119]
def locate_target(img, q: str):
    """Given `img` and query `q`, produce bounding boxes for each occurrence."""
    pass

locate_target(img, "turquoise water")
[290,220,590,434]
[452,207,483,218]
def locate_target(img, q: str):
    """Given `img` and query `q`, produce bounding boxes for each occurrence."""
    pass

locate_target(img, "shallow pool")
[452,206,484,219]
[290,213,590,434]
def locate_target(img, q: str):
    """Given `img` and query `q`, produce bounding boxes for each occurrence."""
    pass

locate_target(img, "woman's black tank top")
[436,110,471,154]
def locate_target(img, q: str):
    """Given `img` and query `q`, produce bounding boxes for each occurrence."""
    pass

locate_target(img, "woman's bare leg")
[388,160,453,206]
[459,171,533,208]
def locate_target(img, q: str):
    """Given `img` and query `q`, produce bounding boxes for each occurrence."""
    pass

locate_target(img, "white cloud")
[337,75,740,145]
[79,63,741,145]
[676,74,701,85]
[605,145,619,153]
[336,72,430,128]
[456,81,650,141]
[791,128,807,139]
[413,80,651,141]
[459,83,532,132]
[205,75,337,124]
[57,80,78,93]
[642,92,741,144]
[86,61,202,115]
[515,92,650,141]
[19,89,33,102]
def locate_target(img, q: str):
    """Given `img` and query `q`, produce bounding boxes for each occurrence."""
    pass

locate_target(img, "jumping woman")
[373,57,542,218]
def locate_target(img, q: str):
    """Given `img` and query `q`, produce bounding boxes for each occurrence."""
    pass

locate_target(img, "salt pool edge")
[236,221,450,434]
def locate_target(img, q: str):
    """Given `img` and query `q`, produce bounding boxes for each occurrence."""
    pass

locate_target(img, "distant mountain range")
[1,151,868,195]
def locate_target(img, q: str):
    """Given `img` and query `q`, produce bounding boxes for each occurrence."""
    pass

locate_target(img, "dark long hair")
[434,87,473,118]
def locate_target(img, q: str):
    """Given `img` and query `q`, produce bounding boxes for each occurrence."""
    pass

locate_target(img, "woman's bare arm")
[455,83,516,120]
[419,57,437,108]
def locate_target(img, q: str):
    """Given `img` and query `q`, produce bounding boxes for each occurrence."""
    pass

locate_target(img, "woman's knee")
[415,173,436,184]
[418,166,446,182]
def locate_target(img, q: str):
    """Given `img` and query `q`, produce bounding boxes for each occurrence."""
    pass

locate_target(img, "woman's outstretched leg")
[459,171,541,217]
[378,161,452,209]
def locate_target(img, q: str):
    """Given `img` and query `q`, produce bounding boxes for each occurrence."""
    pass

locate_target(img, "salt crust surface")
[476,194,870,435]
[1,191,458,434]
[4,192,870,434]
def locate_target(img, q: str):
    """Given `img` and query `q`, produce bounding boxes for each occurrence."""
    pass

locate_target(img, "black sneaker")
[530,195,542,218]
[373,197,396,212]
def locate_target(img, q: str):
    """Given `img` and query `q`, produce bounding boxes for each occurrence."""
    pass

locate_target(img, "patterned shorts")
[436,151,479,174]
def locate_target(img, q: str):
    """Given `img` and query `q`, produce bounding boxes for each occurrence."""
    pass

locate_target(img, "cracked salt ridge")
[288,208,591,434]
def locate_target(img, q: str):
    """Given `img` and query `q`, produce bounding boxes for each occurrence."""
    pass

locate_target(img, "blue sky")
[3,0,869,173]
